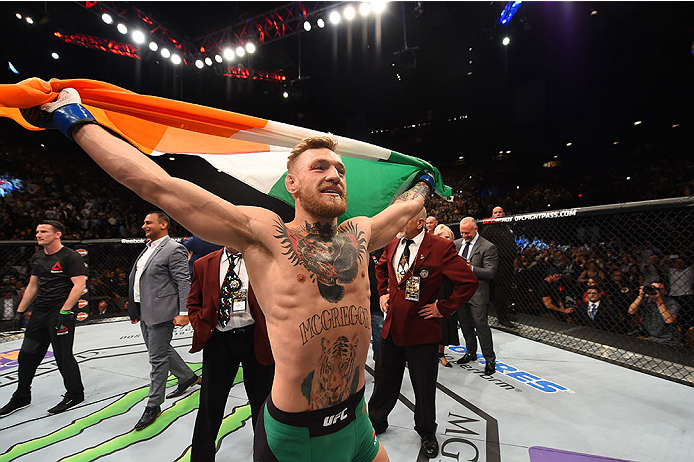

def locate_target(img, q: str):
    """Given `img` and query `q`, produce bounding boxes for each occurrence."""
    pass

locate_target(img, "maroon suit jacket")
[187,249,274,365]
[376,232,479,347]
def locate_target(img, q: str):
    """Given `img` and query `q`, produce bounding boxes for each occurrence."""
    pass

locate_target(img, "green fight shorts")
[253,387,380,462]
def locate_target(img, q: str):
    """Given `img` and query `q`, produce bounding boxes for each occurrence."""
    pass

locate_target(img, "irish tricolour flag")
[0,78,452,222]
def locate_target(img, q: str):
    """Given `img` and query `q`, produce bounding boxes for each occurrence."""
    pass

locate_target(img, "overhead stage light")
[161,48,171,59]
[303,21,312,31]
[245,43,256,54]
[502,37,510,46]
[344,6,356,20]
[102,13,112,24]
[223,48,235,60]
[51,52,59,60]
[132,30,145,44]
[117,23,127,34]
[360,3,371,16]
[149,41,158,52]
[372,1,386,13]
[26,17,34,24]
[329,11,341,24]
[15,13,22,20]
[283,91,289,99]
[195,59,203,69]
[215,54,223,63]
[205,57,212,66]
[317,18,326,28]
[171,54,182,65]
[236,46,245,57]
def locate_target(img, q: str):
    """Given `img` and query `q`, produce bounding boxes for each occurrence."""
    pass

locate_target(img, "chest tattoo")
[274,220,367,303]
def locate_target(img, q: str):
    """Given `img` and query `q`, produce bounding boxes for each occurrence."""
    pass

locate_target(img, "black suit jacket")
[574,300,622,333]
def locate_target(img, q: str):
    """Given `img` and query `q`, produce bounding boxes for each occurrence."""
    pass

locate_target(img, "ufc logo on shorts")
[323,408,348,427]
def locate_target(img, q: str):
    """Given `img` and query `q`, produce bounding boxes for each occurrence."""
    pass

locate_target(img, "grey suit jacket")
[128,235,191,325]
[454,235,498,307]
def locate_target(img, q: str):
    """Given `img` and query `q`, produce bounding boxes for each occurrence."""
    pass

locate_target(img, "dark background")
[1,1,693,169]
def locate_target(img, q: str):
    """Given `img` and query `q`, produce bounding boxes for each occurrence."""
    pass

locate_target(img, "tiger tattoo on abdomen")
[300,334,360,409]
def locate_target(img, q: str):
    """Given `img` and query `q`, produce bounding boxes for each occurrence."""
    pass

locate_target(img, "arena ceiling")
[1,1,693,166]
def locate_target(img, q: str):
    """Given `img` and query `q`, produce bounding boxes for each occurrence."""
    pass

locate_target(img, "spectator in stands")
[625,263,644,289]
[539,267,573,321]
[628,281,681,345]
[668,257,693,332]
[425,215,439,233]
[641,254,662,286]
[603,270,635,318]
[1,286,21,330]
[577,261,606,285]
[574,286,624,333]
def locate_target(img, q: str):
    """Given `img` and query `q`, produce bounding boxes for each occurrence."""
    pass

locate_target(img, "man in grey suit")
[129,211,200,431]
[454,217,499,375]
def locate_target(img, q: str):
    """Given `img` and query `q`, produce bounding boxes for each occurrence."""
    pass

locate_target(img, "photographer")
[628,281,681,345]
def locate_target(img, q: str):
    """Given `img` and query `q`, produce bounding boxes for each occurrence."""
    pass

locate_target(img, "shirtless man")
[28,89,435,462]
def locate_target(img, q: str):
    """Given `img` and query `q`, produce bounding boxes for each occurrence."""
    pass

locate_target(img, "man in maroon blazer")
[187,247,274,462]
[368,208,478,459]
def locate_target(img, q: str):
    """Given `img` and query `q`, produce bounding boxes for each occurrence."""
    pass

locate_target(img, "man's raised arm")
[368,174,434,251]
[33,88,269,251]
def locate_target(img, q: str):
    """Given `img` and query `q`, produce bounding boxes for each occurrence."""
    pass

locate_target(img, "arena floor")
[0,320,691,462]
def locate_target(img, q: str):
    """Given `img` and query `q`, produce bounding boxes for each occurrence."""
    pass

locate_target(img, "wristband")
[418,173,435,193]
[51,104,97,141]
[59,310,73,315]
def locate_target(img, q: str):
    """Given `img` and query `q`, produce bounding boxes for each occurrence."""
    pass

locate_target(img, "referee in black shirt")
[0,220,87,417]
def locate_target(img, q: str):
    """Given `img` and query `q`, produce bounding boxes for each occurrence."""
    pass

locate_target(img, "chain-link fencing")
[2,198,693,385]
[447,196,694,386]
[0,238,186,342]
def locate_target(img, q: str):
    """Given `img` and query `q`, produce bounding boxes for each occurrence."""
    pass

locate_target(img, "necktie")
[461,241,471,260]
[219,254,241,327]
[396,239,414,283]
[589,303,597,320]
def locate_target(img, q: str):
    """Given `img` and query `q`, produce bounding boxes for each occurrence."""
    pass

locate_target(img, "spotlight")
[566,142,572,146]
[51,52,59,60]
[317,18,326,28]
[205,57,212,66]
[245,43,256,54]
[329,11,341,24]
[634,120,642,125]
[15,13,22,20]
[359,3,371,16]
[502,37,510,46]
[149,41,158,52]
[117,23,128,34]
[26,17,34,24]
[171,54,182,65]
[372,1,386,13]
[223,48,235,61]
[132,30,146,44]
[303,20,312,31]
[161,48,171,59]
[283,91,289,99]
[195,59,204,69]
[344,6,356,20]
[214,54,223,63]
[236,46,245,57]
[101,13,112,24]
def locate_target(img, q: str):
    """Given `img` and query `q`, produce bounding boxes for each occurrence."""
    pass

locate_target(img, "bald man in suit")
[454,217,498,375]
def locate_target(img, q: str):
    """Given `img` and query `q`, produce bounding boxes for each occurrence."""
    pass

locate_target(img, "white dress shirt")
[133,235,167,303]
[459,233,479,259]
[392,229,426,275]
[218,248,254,331]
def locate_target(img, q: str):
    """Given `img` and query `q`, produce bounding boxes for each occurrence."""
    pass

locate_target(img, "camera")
[643,286,658,296]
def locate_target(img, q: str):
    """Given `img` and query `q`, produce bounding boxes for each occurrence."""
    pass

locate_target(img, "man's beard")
[297,184,347,218]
